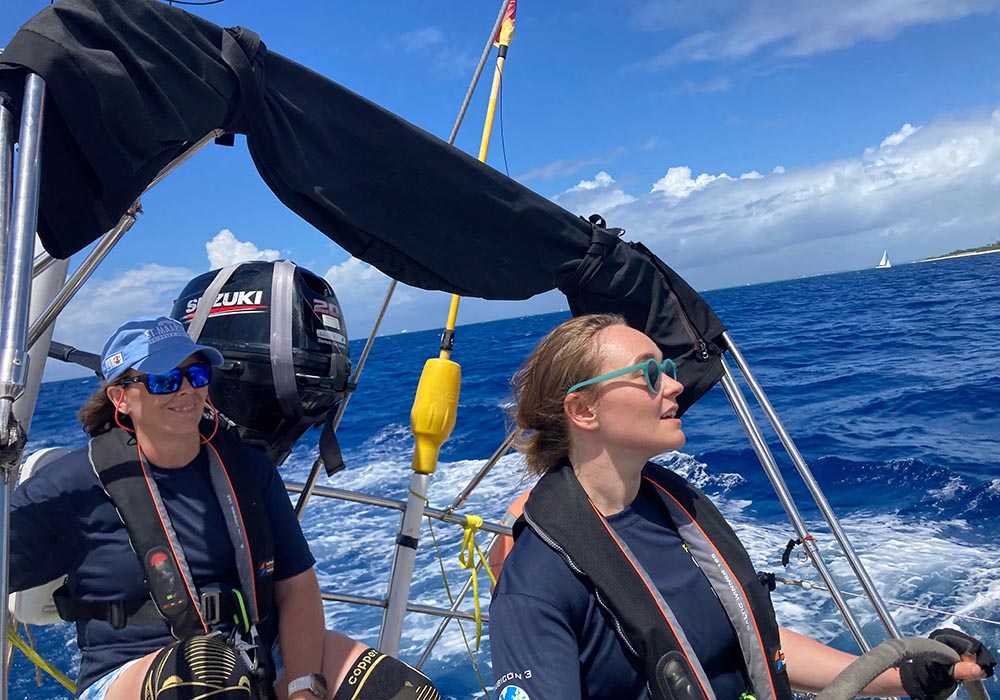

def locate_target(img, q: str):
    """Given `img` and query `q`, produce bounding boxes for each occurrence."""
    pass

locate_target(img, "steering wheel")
[815,637,989,700]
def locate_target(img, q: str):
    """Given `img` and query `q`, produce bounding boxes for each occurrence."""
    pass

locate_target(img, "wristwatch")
[287,673,328,699]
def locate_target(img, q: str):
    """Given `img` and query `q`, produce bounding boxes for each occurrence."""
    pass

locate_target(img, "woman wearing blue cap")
[490,313,994,700]
[9,316,439,700]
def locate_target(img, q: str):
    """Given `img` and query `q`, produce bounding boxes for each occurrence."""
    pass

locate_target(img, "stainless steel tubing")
[285,480,509,536]
[722,332,903,638]
[0,100,14,309]
[320,591,485,624]
[380,473,430,656]
[0,75,45,444]
[446,0,511,145]
[444,431,516,516]
[31,250,57,278]
[0,74,47,700]
[719,359,871,651]
[146,129,225,192]
[0,93,17,700]
[27,211,136,349]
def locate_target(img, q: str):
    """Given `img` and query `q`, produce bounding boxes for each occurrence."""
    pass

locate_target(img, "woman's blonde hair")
[511,313,626,475]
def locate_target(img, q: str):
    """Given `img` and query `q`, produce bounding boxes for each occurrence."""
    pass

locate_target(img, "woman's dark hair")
[78,382,131,437]
[510,313,626,476]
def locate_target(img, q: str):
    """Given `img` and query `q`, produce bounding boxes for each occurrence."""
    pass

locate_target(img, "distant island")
[922,241,1000,262]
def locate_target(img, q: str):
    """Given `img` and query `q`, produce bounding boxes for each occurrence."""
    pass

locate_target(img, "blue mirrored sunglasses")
[566,357,678,395]
[119,362,212,395]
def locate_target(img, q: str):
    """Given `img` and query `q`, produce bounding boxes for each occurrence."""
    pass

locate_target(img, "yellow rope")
[7,624,76,695]
[409,488,493,698]
[457,515,497,649]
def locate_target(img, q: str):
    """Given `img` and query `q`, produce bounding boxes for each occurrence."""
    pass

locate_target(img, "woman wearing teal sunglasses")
[490,313,992,700]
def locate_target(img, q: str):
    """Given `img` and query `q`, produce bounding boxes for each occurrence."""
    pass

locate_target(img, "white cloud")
[206,229,281,269]
[630,0,1000,70]
[880,123,921,149]
[651,166,734,198]
[549,108,1000,289]
[43,263,198,380]
[552,172,637,215]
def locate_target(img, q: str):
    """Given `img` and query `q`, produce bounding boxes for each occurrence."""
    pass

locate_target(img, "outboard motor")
[170,260,352,469]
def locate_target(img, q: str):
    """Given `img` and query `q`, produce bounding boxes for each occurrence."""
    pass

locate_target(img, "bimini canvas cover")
[0,0,726,415]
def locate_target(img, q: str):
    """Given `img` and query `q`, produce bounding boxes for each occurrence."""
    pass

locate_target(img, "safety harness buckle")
[107,601,128,630]
[200,589,222,625]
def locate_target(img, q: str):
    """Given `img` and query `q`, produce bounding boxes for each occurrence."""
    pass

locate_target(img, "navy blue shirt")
[490,486,747,700]
[10,441,314,695]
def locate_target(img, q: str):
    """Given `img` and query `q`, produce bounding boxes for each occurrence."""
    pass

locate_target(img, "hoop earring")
[200,397,220,444]
[113,393,135,434]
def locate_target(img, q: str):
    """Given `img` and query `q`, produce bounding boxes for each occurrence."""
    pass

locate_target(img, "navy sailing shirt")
[490,486,747,700]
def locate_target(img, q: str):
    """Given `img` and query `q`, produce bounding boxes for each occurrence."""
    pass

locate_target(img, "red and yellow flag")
[493,0,517,48]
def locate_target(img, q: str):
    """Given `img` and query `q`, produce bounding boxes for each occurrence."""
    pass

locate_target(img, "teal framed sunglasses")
[566,358,678,395]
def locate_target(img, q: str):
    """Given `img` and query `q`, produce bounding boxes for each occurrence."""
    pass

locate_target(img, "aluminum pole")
[0,100,14,311]
[378,472,430,656]
[722,332,903,638]
[26,210,136,349]
[0,75,45,443]
[719,359,871,651]
[0,73,47,700]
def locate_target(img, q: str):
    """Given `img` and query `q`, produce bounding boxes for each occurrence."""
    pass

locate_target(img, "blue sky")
[4,0,1000,379]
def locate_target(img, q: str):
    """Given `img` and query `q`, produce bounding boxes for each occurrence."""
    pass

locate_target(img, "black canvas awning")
[0,0,726,414]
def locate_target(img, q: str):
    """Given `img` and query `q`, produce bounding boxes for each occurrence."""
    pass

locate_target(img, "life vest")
[56,421,275,639]
[517,461,793,700]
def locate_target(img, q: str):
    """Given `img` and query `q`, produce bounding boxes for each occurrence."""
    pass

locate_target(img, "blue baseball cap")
[100,315,225,383]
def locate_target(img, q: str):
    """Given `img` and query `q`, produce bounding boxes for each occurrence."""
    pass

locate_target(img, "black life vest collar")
[519,461,792,700]
[88,421,274,638]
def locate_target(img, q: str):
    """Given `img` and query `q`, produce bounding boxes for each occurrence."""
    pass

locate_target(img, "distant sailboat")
[876,250,892,269]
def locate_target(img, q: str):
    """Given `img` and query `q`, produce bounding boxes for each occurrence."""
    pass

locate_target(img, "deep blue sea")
[11,252,1000,699]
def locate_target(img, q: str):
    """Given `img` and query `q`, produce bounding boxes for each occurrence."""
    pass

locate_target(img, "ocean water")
[10,252,1000,699]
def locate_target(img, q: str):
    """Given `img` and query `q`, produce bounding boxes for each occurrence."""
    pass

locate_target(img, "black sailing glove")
[900,629,997,700]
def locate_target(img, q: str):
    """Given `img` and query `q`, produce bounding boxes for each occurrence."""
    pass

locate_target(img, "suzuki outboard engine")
[170,260,351,469]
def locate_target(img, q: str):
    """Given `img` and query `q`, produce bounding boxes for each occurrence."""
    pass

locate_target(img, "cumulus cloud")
[879,123,921,149]
[206,229,281,269]
[44,263,198,379]
[549,108,1000,288]
[552,172,637,215]
[650,166,764,198]
[629,0,1000,70]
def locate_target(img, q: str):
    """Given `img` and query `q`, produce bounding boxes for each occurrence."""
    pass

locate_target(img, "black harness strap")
[519,462,792,700]
[82,423,274,638]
